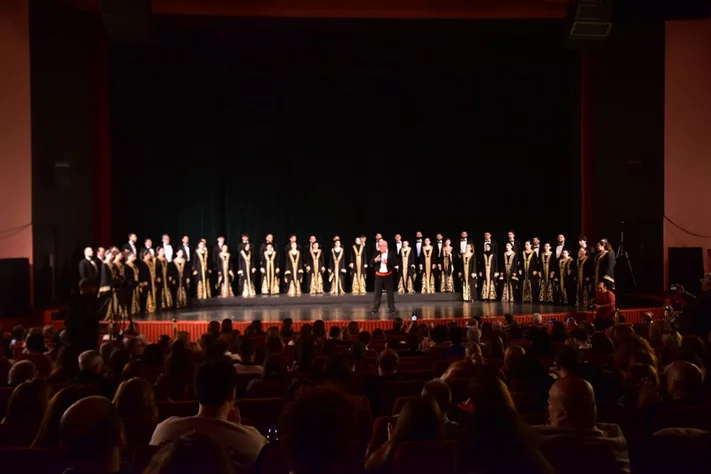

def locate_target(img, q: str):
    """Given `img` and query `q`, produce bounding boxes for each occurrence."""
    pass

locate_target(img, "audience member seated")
[322,326,349,355]
[554,345,583,379]
[439,326,466,359]
[280,318,294,338]
[619,363,661,409]
[281,385,362,474]
[7,360,36,386]
[590,332,615,355]
[569,327,591,349]
[504,313,524,339]
[503,344,526,377]
[74,350,114,398]
[485,336,505,368]
[385,318,404,335]
[466,326,482,345]
[377,349,400,380]
[233,337,263,375]
[47,344,82,388]
[534,377,630,474]
[365,396,445,473]
[60,396,125,474]
[357,330,372,349]
[421,379,459,438]
[246,355,292,397]
[145,432,236,474]
[17,333,53,377]
[0,379,50,447]
[292,338,318,375]
[399,333,425,357]
[113,377,158,422]
[465,342,484,365]
[150,359,267,470]
[32,384,97,449]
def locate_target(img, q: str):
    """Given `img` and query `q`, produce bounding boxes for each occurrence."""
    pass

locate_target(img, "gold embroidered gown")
[99,262,117,320]
[328,247,346,295]
[284,250,303,296]
[557,257,576,305]
[218,252,235,298]
[238,249,257,297]
[171,259,189,308]
[194,250,211,300]
[595,250,616,289]
[576,255,594,307]
[501,252,519,303]
[260,251,280,295]
[156,257,174,309]
[305,249,325,295]
[440,249,455,293]
[460,253,477,302]
[398,247,416,294]
[350,244,367,295]
[139,258,157,313]
[480,252,498,301]
[539,253,555,303]
[520,251,539,303]
[419,247,436,294]
[125,262,141,316]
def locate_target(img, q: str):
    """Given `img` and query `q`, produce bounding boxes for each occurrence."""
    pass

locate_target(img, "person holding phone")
[370,240,398,316]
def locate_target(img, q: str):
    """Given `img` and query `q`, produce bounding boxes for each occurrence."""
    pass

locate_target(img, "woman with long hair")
[594,238,616,289]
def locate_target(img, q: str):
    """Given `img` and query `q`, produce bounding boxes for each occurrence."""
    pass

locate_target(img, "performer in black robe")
[193,241,211,300]
[538,243,556,304]
[238,243,257,297]
[439,239,456,293]
[328,237,347,295]
[124,252,141,317]
[79,247,99,285]
[595,239,616,289]
[349,237,368,295]
[500,242,519,303]
[479,243,498,301]
[260,243,280,295]
[170,249,190,309]
[505,231,521,256]
[413,231,424,291]
[398,240,416,295]
[557,250,576,305]
[576,248,595,307]
[519,241,539,303]
[212,236,225,292]
[459,244,478,302]
[138,252,157,314]
[305,242,326,295]
[217,245,235,298]
[98,252,117,321]
[284,241,303,297]
[155,247,173,310]
[112,250,129,321]
[418,238,436,294]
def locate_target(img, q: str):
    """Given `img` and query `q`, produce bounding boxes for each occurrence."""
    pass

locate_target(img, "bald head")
[548,377,597,430]
[79,350,103,374]
[60,396,124,462]
[666,361,704,401]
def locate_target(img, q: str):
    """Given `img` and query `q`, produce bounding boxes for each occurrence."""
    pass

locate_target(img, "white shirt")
[437,241,443,255]
[379,252,388,273]
[556,243,564,259]
[396,241,402,253]
[416,241,422,256]
[128,242,137,255]
[183,244,190,261]
[534,246,540,256]
[460,240,467,254]
[163,243,174,262]
[146,247,155,257]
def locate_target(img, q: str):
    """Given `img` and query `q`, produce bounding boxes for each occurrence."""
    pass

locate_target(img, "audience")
[145,432,235,474]
[7,359,36,386]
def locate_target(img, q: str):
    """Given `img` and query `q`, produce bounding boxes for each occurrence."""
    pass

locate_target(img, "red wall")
[664,19,711,283]
[0,0,33,263]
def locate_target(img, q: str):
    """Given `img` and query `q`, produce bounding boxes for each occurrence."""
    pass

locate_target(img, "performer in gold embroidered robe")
[439,239,455,293]
[124,252,141,316]
[155,247,173,309]
[170,249,190,308]
[459,244,477,302]
[305,242,325,295]
[538,243,556,304]
[576,248,594,307]
[193,241,211,300]
[556,250,576,305]
[519,241,539,303]
[418,238,436,294]
[99,252,117,320]
[238,243,257,297]
[328,237,347,295]
[260,243,280,295]
[112,250,129,321]
[217,245,235,298]
[139,251,157,314]
[479,243,498,301]
[284,242,303,296]
[500,243,519,303]
[349,237,367,295]
[398,240,416,294]
[594,239,616,289]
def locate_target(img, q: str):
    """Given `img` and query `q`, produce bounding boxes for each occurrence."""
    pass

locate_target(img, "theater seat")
[367,416,397,455]
[236,397,286,435]
[122,418,158,447]
[392,396,415,415]
[391,441,458,474]
[131,444,161,474]
[0,448,68,474]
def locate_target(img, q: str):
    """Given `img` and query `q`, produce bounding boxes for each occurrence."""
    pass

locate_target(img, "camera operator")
[677,274,711,341]
[65,278,100,352]
[593,281,616,331]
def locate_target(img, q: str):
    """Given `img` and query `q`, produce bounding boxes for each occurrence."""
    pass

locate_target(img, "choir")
[78,231,616,318]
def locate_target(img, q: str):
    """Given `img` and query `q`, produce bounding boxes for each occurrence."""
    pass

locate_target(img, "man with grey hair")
[531,313,543,325]
[370,240,398,316]
[76,350,113,398]
[79,350,103,374]
[467,326,482,344]
[8,360,36,386]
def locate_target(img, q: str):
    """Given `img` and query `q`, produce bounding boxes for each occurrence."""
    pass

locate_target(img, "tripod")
[616,221,638,291]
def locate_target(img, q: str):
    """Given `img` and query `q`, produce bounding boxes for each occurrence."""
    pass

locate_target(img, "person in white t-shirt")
[150,359,267,469]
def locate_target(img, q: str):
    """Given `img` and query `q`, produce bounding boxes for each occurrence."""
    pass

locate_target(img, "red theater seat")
[235,397,286,435]
[0,448,69,474]
[391,441,459,474]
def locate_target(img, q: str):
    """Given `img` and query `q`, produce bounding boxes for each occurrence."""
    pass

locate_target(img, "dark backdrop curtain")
[110,19,580,250]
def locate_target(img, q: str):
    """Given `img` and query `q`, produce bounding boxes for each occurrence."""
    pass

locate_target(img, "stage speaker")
[101,0,153,45]
[668,247,704,296]
[0,258,31,319]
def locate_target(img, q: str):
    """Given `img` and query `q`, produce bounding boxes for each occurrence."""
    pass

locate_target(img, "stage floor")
[132,292,641,323]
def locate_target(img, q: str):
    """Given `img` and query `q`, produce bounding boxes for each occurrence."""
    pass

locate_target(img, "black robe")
[193,249,211,299]
[557,257,576,305]
[138,259,157,313]
[79,258,99,284]
[155,257,173,309]
[460,252,478,302]
[500,252,519,303]
[305,249,325,295]
[520,251,539,303]
[576,255,595,307]
[217,252,235,298]
[170,259,189,308]
[418,246,436,294]
[595,251,616,289]
[538,253,556,303]
[328,247,347,295]
[350,244,368,295]
[238,249,257,297]
[284,249,303,296]
[479,252,498,301]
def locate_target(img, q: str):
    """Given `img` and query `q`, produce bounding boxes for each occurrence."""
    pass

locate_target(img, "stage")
[117,292,663,343]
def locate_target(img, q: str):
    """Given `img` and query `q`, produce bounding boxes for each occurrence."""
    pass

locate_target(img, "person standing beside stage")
[595,239,616,290]
[370,240,398,316]
[593,281,616,330]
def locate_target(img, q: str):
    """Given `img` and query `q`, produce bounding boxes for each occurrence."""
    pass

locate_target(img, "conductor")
[371,239,398,316]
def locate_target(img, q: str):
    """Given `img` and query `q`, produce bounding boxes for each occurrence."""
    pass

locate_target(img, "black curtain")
[111,18,580,250]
